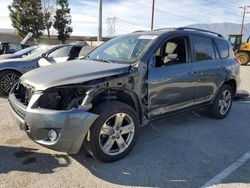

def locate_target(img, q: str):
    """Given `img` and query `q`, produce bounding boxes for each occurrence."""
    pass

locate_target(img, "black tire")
[84,101,140,163]
[209,84,233,119]
[0,71,20,96]
[236,52,250,65]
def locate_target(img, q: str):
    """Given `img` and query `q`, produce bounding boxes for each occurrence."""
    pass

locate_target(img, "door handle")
[188,70,196,75]
[221,66,226,70]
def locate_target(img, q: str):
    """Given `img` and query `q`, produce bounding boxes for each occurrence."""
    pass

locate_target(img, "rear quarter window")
[215,39,229,59]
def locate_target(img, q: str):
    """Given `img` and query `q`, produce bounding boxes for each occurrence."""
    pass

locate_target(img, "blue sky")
[0,0,249,36]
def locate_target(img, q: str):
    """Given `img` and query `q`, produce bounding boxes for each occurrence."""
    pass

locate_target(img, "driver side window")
[48,46,72,58]
[155,36,188,68]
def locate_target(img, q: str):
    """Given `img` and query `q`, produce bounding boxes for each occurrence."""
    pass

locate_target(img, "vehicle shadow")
[71,106,250,187]
[71,112,213,187]
[0,146,71,174]
[0,94,7,99]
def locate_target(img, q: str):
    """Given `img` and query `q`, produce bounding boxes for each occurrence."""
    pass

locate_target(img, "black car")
[0,45,39,60]
[0,42,29,55]
[0,43,87,95]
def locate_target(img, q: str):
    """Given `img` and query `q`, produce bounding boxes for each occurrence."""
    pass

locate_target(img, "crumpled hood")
[21,60,131,91]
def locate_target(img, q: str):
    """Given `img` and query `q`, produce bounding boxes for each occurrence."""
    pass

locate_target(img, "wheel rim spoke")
[1,73,19,93]
[100,123,113,135]
[116,136,127,151]
[219,90,231,115]
[120,123,134,135]
[113,113,125,129]
[103,136,115,152]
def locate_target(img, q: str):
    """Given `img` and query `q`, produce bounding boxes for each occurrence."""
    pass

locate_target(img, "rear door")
[190,35,228,104]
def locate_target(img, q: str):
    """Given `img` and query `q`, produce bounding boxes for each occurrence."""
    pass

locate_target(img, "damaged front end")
[8,62,148,154]
[8,82,99,154]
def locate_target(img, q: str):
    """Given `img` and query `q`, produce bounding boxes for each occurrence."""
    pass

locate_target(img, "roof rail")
[133,30,147,33]
[153,27,176,31]
[176,27,224,38]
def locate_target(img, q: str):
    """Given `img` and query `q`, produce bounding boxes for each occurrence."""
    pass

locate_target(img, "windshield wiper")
[87,56,113,64]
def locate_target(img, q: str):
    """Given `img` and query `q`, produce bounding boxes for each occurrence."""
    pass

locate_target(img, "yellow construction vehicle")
[228,34,250,65]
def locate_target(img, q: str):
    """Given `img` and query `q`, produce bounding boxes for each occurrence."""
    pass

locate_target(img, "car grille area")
[12,82,34,106]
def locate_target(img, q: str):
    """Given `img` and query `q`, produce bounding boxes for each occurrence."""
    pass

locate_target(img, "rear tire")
[0,71,20,96]
[209,84,233,119]
[84,101,140,163]
[236,52,250,65]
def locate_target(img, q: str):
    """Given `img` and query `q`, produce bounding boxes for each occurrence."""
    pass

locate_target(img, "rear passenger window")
[193,36,215,61]
[215,39,229,58]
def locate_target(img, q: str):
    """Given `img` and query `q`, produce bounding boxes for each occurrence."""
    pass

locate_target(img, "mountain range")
[187,22,250,40]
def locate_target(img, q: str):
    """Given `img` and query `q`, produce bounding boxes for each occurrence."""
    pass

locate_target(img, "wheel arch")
[0,69,22,76]
[91,88,143,125]
[224,79,237,96]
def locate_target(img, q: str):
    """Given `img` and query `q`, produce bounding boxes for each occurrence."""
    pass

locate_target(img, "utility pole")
[98,0,102,41]
[239,5,250,35]
[151,0,155,30]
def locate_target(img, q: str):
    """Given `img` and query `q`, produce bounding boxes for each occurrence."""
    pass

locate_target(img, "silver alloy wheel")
[99,113,135,156]
[218,90,232,115]
[0,73,19,93]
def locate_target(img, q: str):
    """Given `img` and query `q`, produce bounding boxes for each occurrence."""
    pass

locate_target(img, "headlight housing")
[38,87,87,110]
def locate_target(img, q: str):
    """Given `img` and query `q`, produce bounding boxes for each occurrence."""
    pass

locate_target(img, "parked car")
[0,45,39,60]
[0,42,29,55]
[9,28,240,162]
[0,43,87,95]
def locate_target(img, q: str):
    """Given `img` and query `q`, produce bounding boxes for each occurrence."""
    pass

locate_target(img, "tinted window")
[48,46,72,58]
[9,43,22,51]
[215,39,229,58]
[193,36,215,61]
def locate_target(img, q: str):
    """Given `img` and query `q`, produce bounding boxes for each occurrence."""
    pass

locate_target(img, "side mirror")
[41,53,47,58]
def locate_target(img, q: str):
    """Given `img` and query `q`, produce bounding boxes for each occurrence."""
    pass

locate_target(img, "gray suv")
[8,28,240,162]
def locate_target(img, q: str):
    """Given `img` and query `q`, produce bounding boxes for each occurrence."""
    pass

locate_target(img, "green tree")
[9,0,45,41]
[42,0,56,41]
[53,0,73,43]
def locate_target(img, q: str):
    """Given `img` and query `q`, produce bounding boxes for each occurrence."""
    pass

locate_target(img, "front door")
[147,35,196,118]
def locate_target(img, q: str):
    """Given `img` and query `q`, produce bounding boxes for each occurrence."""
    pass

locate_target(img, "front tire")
[209,84,233,119]
[0,71,20,96]
[84,101,140,163]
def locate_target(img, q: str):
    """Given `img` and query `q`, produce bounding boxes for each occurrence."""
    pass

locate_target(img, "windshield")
[23,45,51,60]
[88,34,158,64]
[229,36,237,46]
[14,45,38,56]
